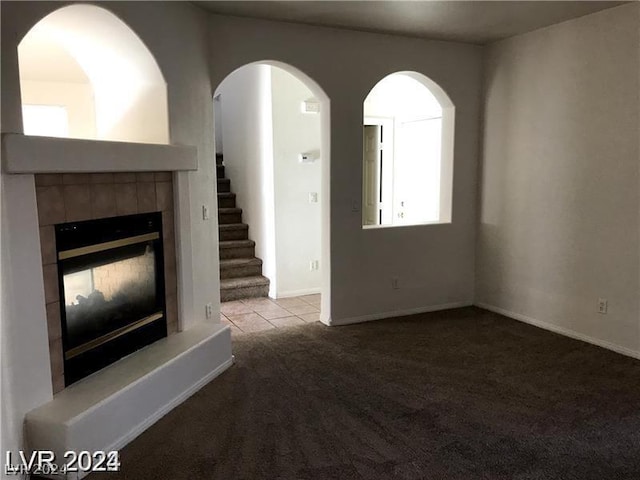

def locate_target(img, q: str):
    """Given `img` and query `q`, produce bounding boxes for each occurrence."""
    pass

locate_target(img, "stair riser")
[217,181,230,193]
[218,197,236,208]
[219,213,242,224]
[220,264,263,280]
[216,165,225,178]
[220,284,269,302]
[220,246,255,260]
[219,229,248,241]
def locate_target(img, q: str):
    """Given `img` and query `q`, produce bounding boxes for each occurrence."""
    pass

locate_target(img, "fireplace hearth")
[55,212,167,385]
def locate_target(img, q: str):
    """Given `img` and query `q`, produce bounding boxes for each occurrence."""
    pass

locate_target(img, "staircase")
[217,154,270,302]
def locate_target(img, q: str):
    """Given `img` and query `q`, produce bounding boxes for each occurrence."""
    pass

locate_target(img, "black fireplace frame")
[55,212,167,386]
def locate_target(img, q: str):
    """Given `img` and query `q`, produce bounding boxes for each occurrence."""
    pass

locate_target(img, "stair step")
[219,239,255,259]
[217,192,236,208]
[216,154,223,166]
[216,165,225,179]
[219,223,248,241]
[218,207,242,224]
[220,257,263,279]
[220,275,270,302]
[217,178,230,193]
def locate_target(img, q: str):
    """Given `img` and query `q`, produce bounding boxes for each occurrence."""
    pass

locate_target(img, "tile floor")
[220,294,321,335]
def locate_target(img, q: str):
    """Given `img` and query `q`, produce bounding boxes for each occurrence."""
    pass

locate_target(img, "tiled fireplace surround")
[35,172,179,393]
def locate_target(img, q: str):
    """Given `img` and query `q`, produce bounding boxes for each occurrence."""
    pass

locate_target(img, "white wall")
[477,4,640,357]
[216,64,277,293]
[94,83,169,144]
[1,1,220,469]
[271,67,321,297]
[208,14,483,324]
[20,80,96,139]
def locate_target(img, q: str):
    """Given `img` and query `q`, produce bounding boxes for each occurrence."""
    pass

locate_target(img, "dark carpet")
[91,307,640,480]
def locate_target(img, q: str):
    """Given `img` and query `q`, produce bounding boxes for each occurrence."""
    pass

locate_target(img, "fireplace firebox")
[55,212,167,385]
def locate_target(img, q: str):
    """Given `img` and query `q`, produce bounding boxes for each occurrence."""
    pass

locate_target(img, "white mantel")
[2,134,198,173]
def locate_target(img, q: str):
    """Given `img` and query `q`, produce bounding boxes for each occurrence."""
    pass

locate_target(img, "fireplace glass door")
[56,213,167,385]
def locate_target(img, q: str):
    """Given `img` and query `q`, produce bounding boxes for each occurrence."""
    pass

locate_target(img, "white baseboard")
[476,302,640,361]
[330,301,471,326]
[275,288,321,299]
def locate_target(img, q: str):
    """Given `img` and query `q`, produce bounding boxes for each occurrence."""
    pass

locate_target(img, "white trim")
[2,134,198,173]
[476,303,640,361]
[275,288,321,299]
[329,301,471,326]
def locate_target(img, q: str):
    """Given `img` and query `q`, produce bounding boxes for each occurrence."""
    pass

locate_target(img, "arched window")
[362,71,454,227]
[18,4,169,144]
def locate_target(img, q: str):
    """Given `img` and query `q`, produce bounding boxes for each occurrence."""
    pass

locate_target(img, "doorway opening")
[214,62,330,329]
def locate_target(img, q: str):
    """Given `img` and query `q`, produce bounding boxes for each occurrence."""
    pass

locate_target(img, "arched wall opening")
[362,71,455,228]
[213,60,331,324]
[17,4,169,144]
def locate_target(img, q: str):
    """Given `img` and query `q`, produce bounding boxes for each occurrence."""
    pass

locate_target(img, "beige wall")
[21,80,96,139]
[209,14,484,323]
[477,3,640,355]
[271,67,322,297]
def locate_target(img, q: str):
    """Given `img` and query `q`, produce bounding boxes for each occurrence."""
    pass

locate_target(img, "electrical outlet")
[391,277,399,290]
[598,298,608,314]
[309,192,318,203]
[205,303,213,319]
[309,260,319,271]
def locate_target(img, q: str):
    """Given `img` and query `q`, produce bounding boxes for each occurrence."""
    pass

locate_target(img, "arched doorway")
[214,61,331,330]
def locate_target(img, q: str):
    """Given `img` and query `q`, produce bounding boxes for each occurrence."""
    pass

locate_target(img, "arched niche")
[363,71,455,227]
[18,4,169,144]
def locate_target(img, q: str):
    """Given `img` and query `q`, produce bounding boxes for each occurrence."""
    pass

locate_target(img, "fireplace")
[55,212,167,385]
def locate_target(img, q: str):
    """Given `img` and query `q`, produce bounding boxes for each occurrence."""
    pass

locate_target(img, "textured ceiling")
[195,1,626,44]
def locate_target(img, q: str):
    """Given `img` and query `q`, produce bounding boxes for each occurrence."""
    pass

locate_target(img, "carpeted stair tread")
[219,239,255,249]
[219,207,242,214]
[220,258,262,268]
[217,192,237,208]
[219,223,248,231]
[220,275,270,291]
[218,222,249,241]
[217,178,231,192]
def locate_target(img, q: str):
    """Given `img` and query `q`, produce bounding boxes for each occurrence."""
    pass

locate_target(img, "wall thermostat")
[301,99,320,114]
[298,153,317,163]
